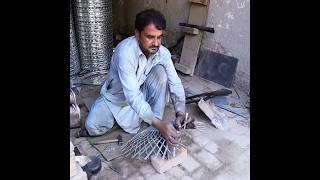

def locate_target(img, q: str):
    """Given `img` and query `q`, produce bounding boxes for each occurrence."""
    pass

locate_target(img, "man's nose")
[154,38,160,46]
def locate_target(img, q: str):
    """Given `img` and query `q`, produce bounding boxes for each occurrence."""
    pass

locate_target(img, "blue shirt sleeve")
[162,51,186,114]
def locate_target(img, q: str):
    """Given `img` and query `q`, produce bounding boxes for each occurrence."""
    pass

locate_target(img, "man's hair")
[135,8,166,32]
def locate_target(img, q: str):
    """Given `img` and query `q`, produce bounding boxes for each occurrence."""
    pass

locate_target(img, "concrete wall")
[202,0,250,93]
[112,0,190,48]
[112,0,126,37]
[112,0,250,93]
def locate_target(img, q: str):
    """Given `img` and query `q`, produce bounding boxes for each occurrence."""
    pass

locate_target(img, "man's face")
[136,23,164,56]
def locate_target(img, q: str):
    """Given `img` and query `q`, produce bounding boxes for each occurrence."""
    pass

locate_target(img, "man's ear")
[135,29,140,39]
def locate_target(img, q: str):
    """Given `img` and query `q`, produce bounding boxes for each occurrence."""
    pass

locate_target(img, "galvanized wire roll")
[70,104,81,121]
[70,103,81,123]
[72,0,113,85]
[70,88,81,125]
[70,88,77,104]
[70,2,81,77]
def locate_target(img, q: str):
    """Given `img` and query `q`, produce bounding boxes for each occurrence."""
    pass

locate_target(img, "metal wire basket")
[120,126,183,160]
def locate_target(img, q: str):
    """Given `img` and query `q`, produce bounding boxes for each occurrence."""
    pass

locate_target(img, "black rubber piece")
[86,156,102,174]
[74,147,81,156]
[81,156,102,179]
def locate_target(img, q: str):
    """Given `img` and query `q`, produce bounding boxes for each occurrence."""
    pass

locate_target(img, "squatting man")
[78,9,186,147]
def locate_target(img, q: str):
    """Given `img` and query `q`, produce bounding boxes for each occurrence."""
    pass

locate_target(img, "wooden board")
[188,2,209,25]
[175,0,209,75]
[175,34,203,75]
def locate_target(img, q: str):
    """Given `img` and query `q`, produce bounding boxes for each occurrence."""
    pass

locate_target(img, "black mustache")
[150,46,159,48]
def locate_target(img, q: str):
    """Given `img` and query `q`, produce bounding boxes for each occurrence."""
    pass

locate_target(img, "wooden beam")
[175,0,209,75]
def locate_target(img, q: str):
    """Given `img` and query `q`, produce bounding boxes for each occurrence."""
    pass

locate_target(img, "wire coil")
[72,0,113,84]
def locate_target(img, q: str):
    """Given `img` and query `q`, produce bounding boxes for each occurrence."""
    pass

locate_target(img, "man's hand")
[175,111,185,130]
[152,118,181,146]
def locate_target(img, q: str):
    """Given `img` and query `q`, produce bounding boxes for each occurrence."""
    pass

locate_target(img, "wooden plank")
[175,0,209,75]
[188,1,208,26]
[175,33,203,75]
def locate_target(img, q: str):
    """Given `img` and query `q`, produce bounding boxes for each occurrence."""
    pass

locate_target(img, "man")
[81,9,185,146]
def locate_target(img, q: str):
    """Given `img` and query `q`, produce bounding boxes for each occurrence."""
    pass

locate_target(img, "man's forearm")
[151,118,161,129]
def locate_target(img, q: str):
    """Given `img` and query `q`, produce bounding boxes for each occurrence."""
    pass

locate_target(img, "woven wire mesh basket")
[120,127,183,160]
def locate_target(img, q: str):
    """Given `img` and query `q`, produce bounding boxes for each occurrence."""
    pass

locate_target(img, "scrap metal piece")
[212,96,249,118]
[186,89,232,104]
[179,23,215,33]
[198,98,227,130]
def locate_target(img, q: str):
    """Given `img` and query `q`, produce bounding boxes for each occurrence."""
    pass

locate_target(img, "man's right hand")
[151,118,181,146]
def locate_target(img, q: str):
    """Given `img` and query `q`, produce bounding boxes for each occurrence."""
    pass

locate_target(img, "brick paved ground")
[70,73,250,180]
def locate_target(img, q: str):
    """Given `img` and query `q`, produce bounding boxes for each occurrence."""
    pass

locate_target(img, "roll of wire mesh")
[70,104,81,122]
[72,0,113,85]
[70,89,81,125]
[70,88,77,105]
[70,3,81,78]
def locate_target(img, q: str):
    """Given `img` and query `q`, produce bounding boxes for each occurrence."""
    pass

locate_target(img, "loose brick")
[151,147,188,173]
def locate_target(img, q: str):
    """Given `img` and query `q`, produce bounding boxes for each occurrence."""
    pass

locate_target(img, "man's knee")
[150,65,167,86]
[84,96,115,136]
[85,111,115,136]
[85,120,111,136]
